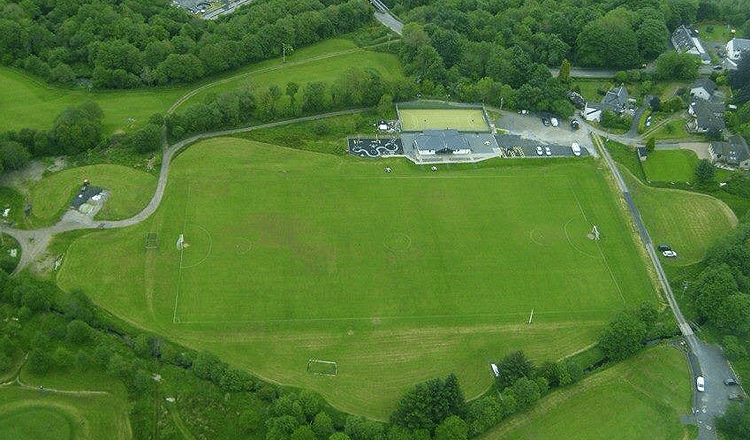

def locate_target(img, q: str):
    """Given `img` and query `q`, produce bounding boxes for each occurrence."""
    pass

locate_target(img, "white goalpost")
[176,234,186,250]
[591,225,600,241]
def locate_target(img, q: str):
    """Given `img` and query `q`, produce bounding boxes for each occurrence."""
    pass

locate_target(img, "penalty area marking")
[178,223,213,269]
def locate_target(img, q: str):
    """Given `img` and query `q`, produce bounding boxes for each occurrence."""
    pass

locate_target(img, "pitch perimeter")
[399,108,490,132]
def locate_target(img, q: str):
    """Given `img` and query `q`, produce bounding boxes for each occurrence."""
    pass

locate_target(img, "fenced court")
[398,108,490,132]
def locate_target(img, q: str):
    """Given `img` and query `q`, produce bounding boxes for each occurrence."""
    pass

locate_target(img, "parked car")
[724,378,738,386]
[520,109,529,115]
[570,119,580,130]
[645,115,652,127]
[571,143,581,156]
[536,146,543,156]
[697,376,705,392]
[545,147,552,156]
[541,117,550,126]
[551,117,559,127]
[663,250,678,258]
[658,244,671,252]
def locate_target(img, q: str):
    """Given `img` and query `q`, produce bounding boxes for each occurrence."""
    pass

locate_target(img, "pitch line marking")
[172,184,191,324]
[563,218,598,258]
[566,178,626,304]
[171,309,618,325]
[178,223,213,269]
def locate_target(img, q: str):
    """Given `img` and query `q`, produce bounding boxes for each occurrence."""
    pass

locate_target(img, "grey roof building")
[688,100,725,133]
[726,38,750,69]
[709,135,750,169]
[690,78,716,100]
[671,25,711,64]
[602,85,628,113]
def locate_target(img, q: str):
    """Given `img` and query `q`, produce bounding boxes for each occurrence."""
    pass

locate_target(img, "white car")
[551,117,559,127]
[536,146,543,156]
[571,143,581,156]
[697,376,705,392]
[545,147,552,156]
[663,250,677,258]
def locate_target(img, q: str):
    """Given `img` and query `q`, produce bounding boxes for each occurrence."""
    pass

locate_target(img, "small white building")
[726,38,750,69]
[582,103,603,122]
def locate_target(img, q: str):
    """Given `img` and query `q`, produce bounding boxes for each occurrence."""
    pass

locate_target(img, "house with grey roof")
[581,85,629,122]
[709,135,750,169]
[690,78,716,101]
[671,25,711,64]
[688,99,725,133]
[726,38,750,69]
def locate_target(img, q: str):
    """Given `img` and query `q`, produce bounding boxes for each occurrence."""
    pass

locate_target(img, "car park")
[536,146,543,156]
[571,143,581,156]
[545,147,552,156]
[724,378,738,386]
[697,376,705,392]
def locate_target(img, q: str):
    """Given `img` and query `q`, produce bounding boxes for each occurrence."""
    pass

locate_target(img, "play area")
[398,108,490,132]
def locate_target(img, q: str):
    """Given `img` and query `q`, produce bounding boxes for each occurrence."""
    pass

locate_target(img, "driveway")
[655,142,711,160]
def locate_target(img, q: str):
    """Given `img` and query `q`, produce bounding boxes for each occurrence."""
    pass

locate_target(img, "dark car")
[724,378,738,386]
[570,119,580,130]
[541,117,550,126]
[658,245,672,252]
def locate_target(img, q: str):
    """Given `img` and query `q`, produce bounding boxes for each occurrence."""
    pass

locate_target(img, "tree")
[715,401,750,440]
[576,14,639,69]
[52,346,74,369]
[291,425,316,440]
[302,82,328,113]
[694,159,715,187]
[0,141,31,170]
[434,416,467,440]
[723,335,749,361]
[328,434,351,440]
[495,351,535,390]
[66,320,92,344]
[286,82,300,106]
[239,407,262,434]
[654,52,699,80]
[390,374,466,433]
[313,411,334,438]
[510,377,541,410]
[636,19,669,60]
[377,94,393,119]
[129,125,162,153]
[52,102,104,155]
[28,348,51,374]
[646,137,656,152]
[599,311,646,361]
[559,59,571,83]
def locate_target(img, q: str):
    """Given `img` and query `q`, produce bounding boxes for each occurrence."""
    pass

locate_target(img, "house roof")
[712,136,749,165]
[413,129,470,152]
[602,86,628,110]
[637,147,648,158]
[672,25,695,51]
[691,100,725,131]
[730,38,750,52]
[691,78,716,96]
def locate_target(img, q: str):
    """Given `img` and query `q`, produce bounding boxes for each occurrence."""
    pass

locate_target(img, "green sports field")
[58,138,655,418]
[481,345,692,440]
[399,108,489,132]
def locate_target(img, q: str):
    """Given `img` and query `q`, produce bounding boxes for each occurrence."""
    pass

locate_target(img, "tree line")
[0,0,371,88]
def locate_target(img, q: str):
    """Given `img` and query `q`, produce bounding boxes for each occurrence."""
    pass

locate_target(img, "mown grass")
[624,169,737,265]
[0,383,131,440]
[647,119,692,141]
[642,149,699,183]
[480,345,692,440]
[0,39,389,134]
[58,138,655,419]
[26,165,157,228]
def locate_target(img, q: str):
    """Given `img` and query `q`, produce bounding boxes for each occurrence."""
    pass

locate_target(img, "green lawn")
[573,80,613,103]
[643,149,699,183]
[480,345,692,440]
[625,170,737,265]
[696,23,734,43]
[57,138,656,419]
[398,108,489,131]
[0,39,389,134]
[647,119,692,141]
[25,165,157,228]
[0,384,131,440]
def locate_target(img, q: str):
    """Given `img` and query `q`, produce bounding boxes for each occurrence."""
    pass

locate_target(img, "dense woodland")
[0,0,371,87]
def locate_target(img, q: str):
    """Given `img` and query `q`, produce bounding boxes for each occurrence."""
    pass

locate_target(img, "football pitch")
[58,138,655,418]
[398,108,489,132]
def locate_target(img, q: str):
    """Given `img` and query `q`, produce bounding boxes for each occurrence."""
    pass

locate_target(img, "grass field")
[0,39,396,134]
[643,149,699,183]
[25,165,157,228]
[624,170,737,265]
[480,345,692,440]
[398,108,489,132]
[0,385,131,440]
[57,138,655,419]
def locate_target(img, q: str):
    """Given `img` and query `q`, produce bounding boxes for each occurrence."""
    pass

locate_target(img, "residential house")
[566,91,586,109]
[581,85,628,122]
[726,38,750,69]
[709,135,750,169]
[690,78,716,101]
[671,25,711,64]
[688,99,725,133]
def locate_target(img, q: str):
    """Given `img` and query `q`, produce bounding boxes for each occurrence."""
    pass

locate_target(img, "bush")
[599,311,647,361]
[723,335,749,361]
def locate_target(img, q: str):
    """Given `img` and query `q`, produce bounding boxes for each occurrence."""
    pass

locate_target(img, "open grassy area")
[398,108,489,132]
[624,170,737,265]
[642,149,699,183]
[0,384,131,440]
[646,119,692,141]
[0,39,391,134]
[57,137,656,419]
[480,345,692,440]
[25,165,156,228]
[173,40,402,112]
[696,23,734,43]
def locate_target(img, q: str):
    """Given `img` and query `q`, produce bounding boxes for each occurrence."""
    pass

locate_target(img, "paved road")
[549,67,617,78]
[626,96,653,139]
[0,108,369,273]
[592,133,738,439]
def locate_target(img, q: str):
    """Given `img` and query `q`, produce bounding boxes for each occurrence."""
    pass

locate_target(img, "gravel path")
[0,108,368,274]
